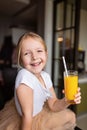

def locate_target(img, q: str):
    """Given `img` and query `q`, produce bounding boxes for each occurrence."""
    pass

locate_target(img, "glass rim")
[64,70,78,76]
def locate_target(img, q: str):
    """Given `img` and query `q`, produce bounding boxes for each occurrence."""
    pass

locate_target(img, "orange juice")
[64,71,78,103]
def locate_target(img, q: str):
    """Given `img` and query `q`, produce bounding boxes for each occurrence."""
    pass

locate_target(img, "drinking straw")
[62,56,68,77]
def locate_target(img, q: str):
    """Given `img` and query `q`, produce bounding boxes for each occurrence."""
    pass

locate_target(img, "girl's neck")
[35,73,41,79]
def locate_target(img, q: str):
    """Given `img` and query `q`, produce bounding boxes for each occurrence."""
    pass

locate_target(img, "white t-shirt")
[14,68,53,116]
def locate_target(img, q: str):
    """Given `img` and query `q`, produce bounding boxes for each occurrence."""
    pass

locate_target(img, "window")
[52,0,81,99]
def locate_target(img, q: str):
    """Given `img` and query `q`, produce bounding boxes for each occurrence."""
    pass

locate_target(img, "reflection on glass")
[56,2,64,30]
[66,3,75,27]
[56,0,75,30]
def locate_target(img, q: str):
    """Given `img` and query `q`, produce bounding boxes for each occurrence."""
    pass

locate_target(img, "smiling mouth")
[31,61,42,67]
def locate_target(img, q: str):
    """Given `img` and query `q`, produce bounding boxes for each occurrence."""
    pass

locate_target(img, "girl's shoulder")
[16,68,35,83]
[15,68,36,89]
[17,68,33,77]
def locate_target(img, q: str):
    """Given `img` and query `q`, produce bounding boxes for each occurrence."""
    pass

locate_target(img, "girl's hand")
[74,87,81,104]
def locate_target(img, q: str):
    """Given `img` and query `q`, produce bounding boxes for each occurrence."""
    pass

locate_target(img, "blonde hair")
[16,32,47,67]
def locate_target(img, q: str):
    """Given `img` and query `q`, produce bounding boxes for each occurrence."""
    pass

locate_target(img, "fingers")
[74,87,81,104]
[77,87,81,92]
[62,87,81,105]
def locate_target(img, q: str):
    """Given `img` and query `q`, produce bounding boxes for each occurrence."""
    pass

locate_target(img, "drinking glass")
[64,70,78,103]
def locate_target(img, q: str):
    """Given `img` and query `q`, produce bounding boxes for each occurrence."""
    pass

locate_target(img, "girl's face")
[20,37,48,76]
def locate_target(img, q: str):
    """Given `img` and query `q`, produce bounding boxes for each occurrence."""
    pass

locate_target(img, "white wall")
[79,9,87,71]
[12,28,28,45]
[44,0,53,76]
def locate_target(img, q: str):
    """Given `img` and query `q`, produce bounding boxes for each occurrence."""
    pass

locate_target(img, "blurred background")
[0,0,87,129]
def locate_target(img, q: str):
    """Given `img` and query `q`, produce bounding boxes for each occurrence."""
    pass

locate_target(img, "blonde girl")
[0,32,81,130]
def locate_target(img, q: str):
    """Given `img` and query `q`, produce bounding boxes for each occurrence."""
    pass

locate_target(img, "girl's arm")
[47,87,81,112]
[16,84,33,130]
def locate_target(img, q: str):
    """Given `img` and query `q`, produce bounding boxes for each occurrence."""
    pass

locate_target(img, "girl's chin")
[27,66,44,74]
[32,71,41,75]
[30,69,42,74]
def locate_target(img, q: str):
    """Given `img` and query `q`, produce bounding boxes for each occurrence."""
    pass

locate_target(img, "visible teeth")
[31,59,41,66]
[34,63,39,66]
[31,62,40,66]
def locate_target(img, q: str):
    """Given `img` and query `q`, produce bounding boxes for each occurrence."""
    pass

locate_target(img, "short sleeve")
[15,69,35,89]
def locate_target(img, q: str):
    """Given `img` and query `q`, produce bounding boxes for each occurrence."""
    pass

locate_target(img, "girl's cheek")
[23,60,29,66]
[21,58,28,66]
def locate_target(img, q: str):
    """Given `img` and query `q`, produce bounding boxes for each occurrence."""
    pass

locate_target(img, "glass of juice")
[64,70,78,104]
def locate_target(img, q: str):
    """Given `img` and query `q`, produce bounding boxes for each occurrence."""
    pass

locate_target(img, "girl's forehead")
[21,37,44,48]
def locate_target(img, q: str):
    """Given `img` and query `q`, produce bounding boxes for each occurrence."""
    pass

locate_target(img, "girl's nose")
[31,52,37,60]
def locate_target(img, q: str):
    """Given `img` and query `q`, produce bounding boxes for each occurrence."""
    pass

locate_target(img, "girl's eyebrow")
[23,47,45,52]
[36,47,45,50]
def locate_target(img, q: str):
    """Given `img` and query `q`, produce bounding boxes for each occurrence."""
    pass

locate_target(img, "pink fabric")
[0,99,76,130]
